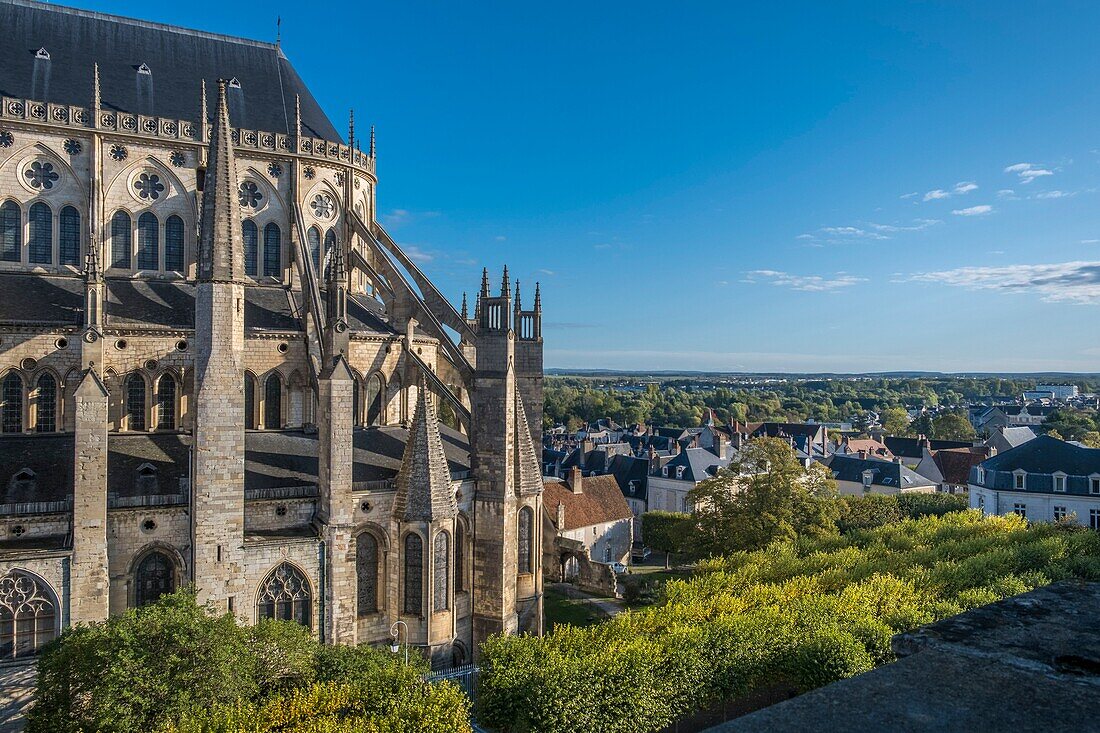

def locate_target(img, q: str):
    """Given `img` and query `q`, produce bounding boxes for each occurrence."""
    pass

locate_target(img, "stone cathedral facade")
[0,0,544,666]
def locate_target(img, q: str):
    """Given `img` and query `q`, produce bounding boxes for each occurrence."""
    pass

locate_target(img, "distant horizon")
[544,367,1100,379]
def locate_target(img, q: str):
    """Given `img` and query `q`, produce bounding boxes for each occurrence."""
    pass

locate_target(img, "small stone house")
[542,469,633,591]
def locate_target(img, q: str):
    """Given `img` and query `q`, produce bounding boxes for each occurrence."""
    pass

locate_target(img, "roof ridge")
[3,0,281,53]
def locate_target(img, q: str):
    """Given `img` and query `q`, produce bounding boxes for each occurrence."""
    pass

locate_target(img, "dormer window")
[1014,470,1027,490]
[1090,475,1100,496]
[10,468,36,494]
[975,467,985,484]
[1053,473,1067,493]
[628,480,637,494]
[228,77,242,89]
[675,466,685,480]
[35,47,50,60]
[662,466,668,477]
[137,62,151,75]
[862,469,874,489]
[135,463,159,493]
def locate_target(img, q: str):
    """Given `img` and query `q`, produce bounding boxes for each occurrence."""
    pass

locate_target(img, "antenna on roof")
[276,16,281,46]
[348,109,354,149]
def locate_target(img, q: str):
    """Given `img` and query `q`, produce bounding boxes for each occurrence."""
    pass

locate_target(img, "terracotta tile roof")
[544,474,632,531]
[933,447,990,485]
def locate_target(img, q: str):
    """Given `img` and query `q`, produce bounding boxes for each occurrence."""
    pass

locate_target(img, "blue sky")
[92,1,1100,372]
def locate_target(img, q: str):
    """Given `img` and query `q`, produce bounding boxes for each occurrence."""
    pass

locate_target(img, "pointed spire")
[534,281,542,311]
[500,265,510,297]
[197,79,244,283]
[348,109,354,149]
[392,375,457,522]
[92,62,101,115]
[480,267,491,297]
[461,292,468,320]
[474,292,481,320]
[514,280,522,311]
[369,125,376,157]
[85,233,101,281]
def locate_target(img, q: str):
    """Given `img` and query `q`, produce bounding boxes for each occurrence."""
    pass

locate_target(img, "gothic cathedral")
[0,0,544,667]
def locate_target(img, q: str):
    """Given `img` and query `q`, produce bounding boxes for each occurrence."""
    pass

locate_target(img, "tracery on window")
[403,534,423,615]
[239,181,262,209]
[133,172,164,200]
[111,211,132,269]
[263,223,281,276]
[23,161,58,190]
[244,373,256,430]
[137,213,159,270]
[433,531,449,611]
[156,374,176,430]
[0,570,57,660]
[0,201,20,262]
[243,219,258,276]
[134,551,175,607]
[518,506,533,574]
[28,202,51,265]
[356,533,379,616]
[310,193,334,220]
[264,374,281,429]
[35,373,55,432]
[125,373,146,431]
[165,215,185,272]
[2,373,23,433]
[59,205,80,266]
[256,563,311,628]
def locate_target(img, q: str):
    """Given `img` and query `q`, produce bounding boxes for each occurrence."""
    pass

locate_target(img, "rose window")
[310,193,335,220]
[23,161,59,190]
[133,172,165,200]
[109,144,127,161]
[238,181,262,209]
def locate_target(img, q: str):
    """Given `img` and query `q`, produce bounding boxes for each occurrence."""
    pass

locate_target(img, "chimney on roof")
[568,466,583,494]
[893,456,903,464]
[858,449,868,460]
[556,500,566,531]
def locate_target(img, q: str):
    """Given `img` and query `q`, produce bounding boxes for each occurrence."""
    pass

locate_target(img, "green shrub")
[896,492,968,518]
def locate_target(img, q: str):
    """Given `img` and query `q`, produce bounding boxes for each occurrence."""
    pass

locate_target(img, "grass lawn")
[543,588,606,630]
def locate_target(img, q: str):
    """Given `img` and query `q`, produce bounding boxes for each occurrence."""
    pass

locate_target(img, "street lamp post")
[389,620,409,666]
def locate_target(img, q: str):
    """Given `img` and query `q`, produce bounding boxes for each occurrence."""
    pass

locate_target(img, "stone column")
[70,369,109,624]
[318,355,356,643]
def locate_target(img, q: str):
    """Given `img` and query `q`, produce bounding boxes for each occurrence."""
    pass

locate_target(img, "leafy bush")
[896,492,968,518]
[478,512,1100,733]
[837,494,905,533]
[28,589,468,733]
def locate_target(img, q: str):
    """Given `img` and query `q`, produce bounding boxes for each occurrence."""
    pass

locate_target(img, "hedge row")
[478,511,1100,733]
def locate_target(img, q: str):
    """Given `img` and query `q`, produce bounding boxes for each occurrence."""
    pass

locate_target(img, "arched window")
[125,374,146,431]
[2,373,23,433]
[164,215,185,272]
[356,533,379,616]
[242,219,258,276]
[263,223,281,277]
[308,226,321,274]
[156,374,176,430]
[365,373,383,427]
[264,374,281,429]
[433,531,449,612]
[59,206,80,266]
[28,202,52,265]
[455,520,466,593]
[111,211,132,269]
[0,202,19,262]
[391,375,406,424]
[352,378,361,426]
[244,373,256,430]
[403,534,423,616]
[0,570,58,659]
[518,506,533,575]
[134,551,175,607]
[137,212,159,270]
[257,563,311,628]
[323,228,337,279]
[35,373,56,433]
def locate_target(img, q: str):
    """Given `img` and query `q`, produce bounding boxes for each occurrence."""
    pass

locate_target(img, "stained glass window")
[308,226,321,274]
[366,374,383,426]
[59,206,80,266]
[244,373,256,430]
[156,375,176,430]
[263,223,281,276]
[323,228,337,280]
[518,507,533,574]
[126,374,146,431]
[433,532,449,611]
[356,533,378,616]
[165,215,184,272]
[28,202,51,264]
[256,563,311,628]
[403,534,423,615]
[264,374,281,429]
[455,521,465,593]
[35,374,55,433]
[0,570,57,659]
[2,373,22,433]
[137,213,158,270]
[242,219,258,276]
[134,552,174,607]
[0,202,20,262]
[111,211,131,269]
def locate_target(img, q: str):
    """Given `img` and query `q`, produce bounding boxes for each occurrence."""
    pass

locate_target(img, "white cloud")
[997,189,1017,199]
[923,189,950,201]
[1004,162,1054,183]
[744,270,866,292]
[953,181,978,194]
[868,219,941,233]
[819,226,889,240]
[796,233,815,240]
[1035,190,1075,199]
[402,245,434,263]
[900,192,920,200]
[906,261,1100,304]
[537,268,555,276]
[1082,239,1100,244]
[952,205,993,216]
[495,235,507,241]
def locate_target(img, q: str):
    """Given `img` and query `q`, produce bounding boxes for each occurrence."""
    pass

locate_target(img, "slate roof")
[608,453,649,501]
[0,426,472,507]
[0,0,341,141]
[661,447,729,482]
[393,382,457,522]
[992,426,1038,448]
[980,435,1100,477]
[544,474,632,532]
[884,436,972,461]
[0,272,398,335]
[824,454,936,491]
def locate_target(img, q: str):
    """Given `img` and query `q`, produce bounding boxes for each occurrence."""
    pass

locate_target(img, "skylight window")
[228,77,242,89]
[35,47,50,60]
[137,63,151,75]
